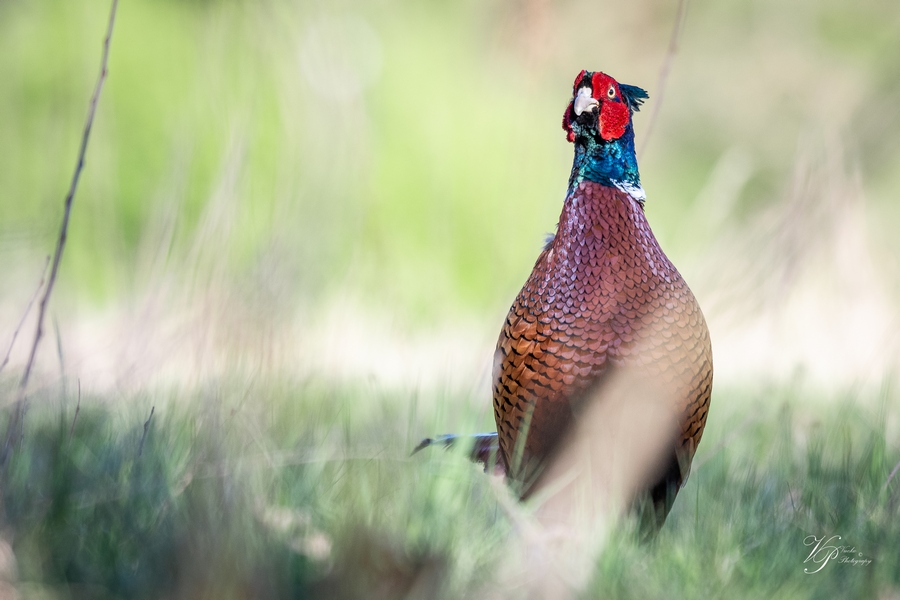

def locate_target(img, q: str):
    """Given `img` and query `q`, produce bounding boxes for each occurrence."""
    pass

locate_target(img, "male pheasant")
[416,70,712,527]
[491,70,713,524]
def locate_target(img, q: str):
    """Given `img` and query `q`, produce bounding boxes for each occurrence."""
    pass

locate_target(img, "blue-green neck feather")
[567,123,641,198]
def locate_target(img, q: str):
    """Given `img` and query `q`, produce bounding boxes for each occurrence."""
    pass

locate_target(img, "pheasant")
[418,70,712,528]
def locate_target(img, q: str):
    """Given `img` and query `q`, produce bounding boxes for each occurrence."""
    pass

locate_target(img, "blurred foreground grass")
[1,380,898,599]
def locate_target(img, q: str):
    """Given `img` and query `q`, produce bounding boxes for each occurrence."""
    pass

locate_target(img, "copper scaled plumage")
[491,70,713,526]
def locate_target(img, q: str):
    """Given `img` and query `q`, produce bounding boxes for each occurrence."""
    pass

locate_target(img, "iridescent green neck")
[567,123,643,202]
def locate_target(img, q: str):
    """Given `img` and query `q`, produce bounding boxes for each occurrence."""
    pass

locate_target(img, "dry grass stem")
[138,405,155,457]
[639,0,689,159]
[2,0,120,465]
[0,256,49,377]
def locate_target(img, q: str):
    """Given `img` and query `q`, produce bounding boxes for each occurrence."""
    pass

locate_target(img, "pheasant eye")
[607,86,616,99]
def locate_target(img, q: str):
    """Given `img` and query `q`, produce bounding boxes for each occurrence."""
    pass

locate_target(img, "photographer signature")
[803,535,872,574]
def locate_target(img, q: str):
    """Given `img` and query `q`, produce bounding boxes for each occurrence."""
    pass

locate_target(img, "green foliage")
[3,406,317,598]
[589,390,900,599]
[0,382,512,598]
[3,0,898,316]
[0,383,897,598]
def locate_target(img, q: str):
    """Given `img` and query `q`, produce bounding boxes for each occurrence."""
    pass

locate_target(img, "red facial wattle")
[598,98,629,141]
[591,72,629,141]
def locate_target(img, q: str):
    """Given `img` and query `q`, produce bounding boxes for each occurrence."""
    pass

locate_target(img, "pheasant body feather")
[492,70,713,522]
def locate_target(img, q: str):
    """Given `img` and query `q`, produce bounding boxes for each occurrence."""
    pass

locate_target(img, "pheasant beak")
[573,86,599,116]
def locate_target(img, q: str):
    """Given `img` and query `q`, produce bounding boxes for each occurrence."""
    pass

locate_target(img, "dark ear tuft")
[620,84,649,113]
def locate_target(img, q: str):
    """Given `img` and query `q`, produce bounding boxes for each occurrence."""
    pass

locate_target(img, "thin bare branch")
[883,459,900,495]
[0,256,50,376]
[138,406,155,457]
[69,379,81,439]
[639,0,689,159]
[54,315,66,398]
[2,0,120,464]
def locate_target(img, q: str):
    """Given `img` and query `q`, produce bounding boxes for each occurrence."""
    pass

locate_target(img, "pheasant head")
[561,70,649,201]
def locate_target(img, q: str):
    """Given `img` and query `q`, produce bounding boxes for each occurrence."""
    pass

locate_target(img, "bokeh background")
[2,0,898,395]
[1,0,900,597]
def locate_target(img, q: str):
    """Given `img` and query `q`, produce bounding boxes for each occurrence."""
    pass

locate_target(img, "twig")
[54,315,66,399]
[69,379,81,439]
[138,406,155,457]
[0,256,50,376]
[2,0,120,463]
[883,459,900,495]
[639,0,689,159]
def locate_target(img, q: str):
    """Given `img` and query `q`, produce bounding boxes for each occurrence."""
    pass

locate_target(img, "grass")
[1,379,898,599]
[591,387,900,599]
[1,380,509,598]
